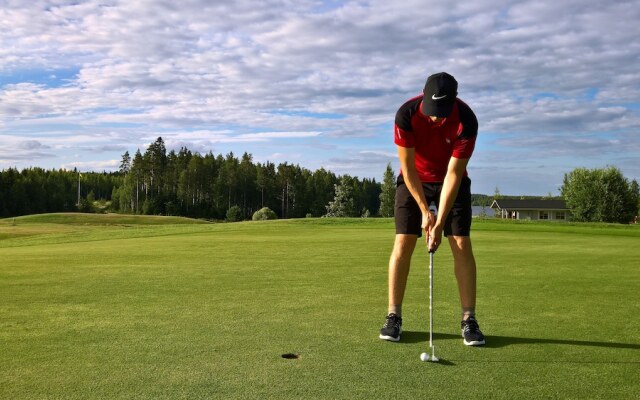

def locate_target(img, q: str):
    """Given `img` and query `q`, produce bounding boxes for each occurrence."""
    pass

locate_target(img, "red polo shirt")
[394,95,478,182]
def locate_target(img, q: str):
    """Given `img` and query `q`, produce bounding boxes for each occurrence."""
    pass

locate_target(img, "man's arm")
[429,156,469,251]
[397,146,435,236]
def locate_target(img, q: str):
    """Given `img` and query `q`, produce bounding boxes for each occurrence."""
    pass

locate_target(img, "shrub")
[562,166,639,223]
[252,207,278,221]
[226,205,243,222]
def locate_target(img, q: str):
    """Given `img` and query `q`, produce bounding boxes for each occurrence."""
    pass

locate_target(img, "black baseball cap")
[421,72,458,118]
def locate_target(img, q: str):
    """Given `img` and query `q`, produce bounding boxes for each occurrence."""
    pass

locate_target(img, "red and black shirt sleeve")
[393,96,422,148]
[452,100,478,159]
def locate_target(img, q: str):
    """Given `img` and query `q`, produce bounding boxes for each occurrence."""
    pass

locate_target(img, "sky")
[1,0,639,196]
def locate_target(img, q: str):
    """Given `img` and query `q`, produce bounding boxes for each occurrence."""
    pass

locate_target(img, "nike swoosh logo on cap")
[432,94,447,100]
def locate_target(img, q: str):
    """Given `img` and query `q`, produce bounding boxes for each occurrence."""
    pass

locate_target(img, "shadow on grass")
[402,331,640,351]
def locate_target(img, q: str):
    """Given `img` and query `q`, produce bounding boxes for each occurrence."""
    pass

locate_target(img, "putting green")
[1,215,638,399]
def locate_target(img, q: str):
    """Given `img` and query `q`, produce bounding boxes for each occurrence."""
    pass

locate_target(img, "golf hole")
[281,353,300,360]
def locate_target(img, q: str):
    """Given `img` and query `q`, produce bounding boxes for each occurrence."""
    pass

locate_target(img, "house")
[490,199,569,221]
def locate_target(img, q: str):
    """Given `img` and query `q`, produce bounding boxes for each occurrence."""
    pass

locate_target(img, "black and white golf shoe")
[461,316,485,346]
[379,313,402,342]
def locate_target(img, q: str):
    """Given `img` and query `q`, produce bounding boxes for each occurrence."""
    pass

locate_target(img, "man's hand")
[422,210,440,251]
[427,223,443,253]
[428,156,469,253]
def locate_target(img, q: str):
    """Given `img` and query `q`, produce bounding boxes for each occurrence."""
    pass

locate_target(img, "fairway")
[1,214,639,399]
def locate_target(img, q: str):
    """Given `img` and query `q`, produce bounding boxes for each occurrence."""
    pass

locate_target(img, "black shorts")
[394,175,472,237]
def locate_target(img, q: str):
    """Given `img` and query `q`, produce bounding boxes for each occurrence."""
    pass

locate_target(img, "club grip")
[427,238,435,254]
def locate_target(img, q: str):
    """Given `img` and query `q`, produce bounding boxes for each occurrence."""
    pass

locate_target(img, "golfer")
[379,72,485,346]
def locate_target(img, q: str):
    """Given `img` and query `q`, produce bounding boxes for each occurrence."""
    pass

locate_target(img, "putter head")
[430,346,438,362]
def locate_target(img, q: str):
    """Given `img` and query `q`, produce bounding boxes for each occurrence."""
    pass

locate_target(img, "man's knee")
[448,235,474,258]
[391,234,417,262]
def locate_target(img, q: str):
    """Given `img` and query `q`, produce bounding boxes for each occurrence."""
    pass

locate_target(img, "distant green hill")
[0,212,209,226]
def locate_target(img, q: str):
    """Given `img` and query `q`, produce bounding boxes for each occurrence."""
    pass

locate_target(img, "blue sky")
[1,0,639,195]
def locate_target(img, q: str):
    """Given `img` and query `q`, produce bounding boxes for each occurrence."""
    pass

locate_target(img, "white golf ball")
[420,352,430,362]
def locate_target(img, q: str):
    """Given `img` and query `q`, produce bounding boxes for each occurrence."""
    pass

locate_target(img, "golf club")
[420,218,439,363]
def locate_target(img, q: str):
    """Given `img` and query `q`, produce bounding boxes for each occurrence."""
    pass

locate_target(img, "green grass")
[1,214,639,399]
[5,212,209,226]
[0,213,211,246]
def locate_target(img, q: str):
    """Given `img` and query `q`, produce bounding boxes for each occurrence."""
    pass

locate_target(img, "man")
[379,72,485,346]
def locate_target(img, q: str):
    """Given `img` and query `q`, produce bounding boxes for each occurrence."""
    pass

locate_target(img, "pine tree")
[325,176,356,217]
[379,163,396,217]
[119,151,131,174]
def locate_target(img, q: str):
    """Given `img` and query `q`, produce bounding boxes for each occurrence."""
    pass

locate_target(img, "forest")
[0,137,381,220]
[1,136,563,220]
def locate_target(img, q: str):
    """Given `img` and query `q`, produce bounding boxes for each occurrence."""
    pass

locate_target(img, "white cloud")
[1,0,639,193]
[17,139,50,150]
[61,159,119,171]
[236,131,321,140]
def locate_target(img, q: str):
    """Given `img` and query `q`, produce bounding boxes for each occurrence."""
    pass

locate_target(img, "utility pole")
[77,172,81,206]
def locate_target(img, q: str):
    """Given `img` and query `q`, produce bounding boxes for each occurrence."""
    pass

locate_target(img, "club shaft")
[429,251,433,350]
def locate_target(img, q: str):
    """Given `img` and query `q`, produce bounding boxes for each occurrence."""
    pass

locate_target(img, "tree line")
[0,138,385,220]
[1,139,637,223]
[110,137,382,220]
[0,167,121,218]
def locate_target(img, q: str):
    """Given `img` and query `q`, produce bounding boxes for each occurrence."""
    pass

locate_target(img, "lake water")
[472,205,493,217]
[427,205,494,217]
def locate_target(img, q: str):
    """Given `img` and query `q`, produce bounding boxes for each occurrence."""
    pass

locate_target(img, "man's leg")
[380,234,417,341]
[449,235,485,345]
[448,235,476,317]
[389,234,418,311]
